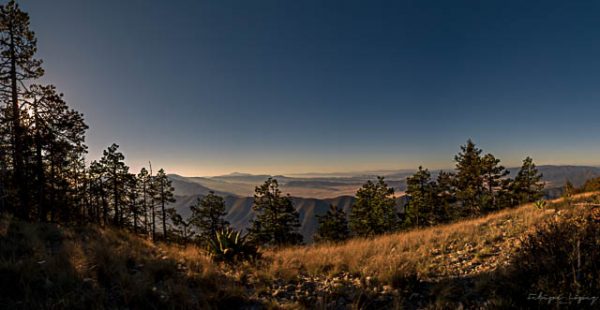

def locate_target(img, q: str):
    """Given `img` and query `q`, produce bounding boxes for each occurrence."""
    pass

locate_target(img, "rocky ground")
[225,207,569,309]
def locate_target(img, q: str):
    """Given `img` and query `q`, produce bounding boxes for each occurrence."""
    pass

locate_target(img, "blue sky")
[22,0,600,175]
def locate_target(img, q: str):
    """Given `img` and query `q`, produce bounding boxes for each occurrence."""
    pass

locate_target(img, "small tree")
[405,167,437,227]
[349,176,398,237]
[314,204,349,243]
[154,169,176,241]
[563,180,575,206]
[511,157,544,205]
[190,191,229,243]
[167,208,194,243]
[435,170,457,222]
[481,153,509,212]
[247,178,303,246]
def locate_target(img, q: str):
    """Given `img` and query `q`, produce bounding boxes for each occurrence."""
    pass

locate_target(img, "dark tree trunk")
[161,180,167,240]
[151,200,156,241]
[33,105,46,222]
[9,27,27,219]
[113,167,119,226]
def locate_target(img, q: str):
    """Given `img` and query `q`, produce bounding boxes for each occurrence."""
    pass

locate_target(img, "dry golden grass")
[261,193,598,286]
[2,193,597,308]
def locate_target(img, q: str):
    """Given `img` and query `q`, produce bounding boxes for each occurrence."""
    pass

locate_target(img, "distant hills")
[169,165,600,241]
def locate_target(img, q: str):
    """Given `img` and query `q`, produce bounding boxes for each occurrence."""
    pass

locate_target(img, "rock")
[271,289,286,298]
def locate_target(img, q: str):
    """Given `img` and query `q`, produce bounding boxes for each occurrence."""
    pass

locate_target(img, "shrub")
[506,206,600,306]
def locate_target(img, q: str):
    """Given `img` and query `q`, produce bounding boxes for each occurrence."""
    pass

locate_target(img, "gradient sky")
[21,0,600,176]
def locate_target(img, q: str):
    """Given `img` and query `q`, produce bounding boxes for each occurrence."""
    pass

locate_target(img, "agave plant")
[207,228,259,264]
[534,200,547,210]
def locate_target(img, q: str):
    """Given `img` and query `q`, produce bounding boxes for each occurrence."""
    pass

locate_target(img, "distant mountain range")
[168,165,600,242]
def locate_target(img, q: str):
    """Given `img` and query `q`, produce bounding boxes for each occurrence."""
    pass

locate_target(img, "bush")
[506,205,600,306]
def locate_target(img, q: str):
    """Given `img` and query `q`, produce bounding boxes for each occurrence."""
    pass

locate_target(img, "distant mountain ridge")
[170,165,600,198]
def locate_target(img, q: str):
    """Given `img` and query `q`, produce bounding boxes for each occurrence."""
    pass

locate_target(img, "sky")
[20,0,600,176]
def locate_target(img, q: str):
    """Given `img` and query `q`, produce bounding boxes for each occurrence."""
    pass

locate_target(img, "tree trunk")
[151,201,156,241]
[113,167,119,226]
[100,180,108,226]
[9,26,27,219]
[33,104,46,222]
[143,182,148,235]
[132,195,138,233]
[161,179,167,241]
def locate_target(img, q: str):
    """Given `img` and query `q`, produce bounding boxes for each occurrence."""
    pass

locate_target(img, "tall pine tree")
[155,168,175,241]
[99,144,129,227]
[0,0,44,217]
[454,139,485,215]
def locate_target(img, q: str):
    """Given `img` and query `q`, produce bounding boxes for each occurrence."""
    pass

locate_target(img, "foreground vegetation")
[2,193,598,309]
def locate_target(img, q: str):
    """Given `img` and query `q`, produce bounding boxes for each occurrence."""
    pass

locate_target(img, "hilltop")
[2,193,598,308]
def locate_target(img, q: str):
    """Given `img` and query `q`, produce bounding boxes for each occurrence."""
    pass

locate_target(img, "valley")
[169,165,600,241]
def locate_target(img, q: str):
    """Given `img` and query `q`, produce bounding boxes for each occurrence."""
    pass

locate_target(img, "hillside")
[173,194,360,242]
[2,194,598,308]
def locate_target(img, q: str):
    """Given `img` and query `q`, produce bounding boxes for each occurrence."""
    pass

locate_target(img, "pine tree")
[166,208,194,243]
[454,139,484,215]
[314,204,349,243]
[0,0,44,218]
[248,178,303,246]
[88,160,108,225]
[0,109,10,213]
[510,157,544,204]
[190,191,229,242]
[25,84,87,221]
[137,167,151,234]
[405,167,437,227]
[155,168,175,241]
[99,144,129,227]
[148,163,158,241]
[349,176,398,237]
[126,172,140,232]
[435,170,456,221]
[480,153,509,211]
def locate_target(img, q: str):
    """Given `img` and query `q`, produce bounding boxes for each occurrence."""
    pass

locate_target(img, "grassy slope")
[1,193,598,309]
[0,217,248,309]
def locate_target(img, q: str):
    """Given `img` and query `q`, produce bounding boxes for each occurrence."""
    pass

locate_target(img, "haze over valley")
[169,165,600,241]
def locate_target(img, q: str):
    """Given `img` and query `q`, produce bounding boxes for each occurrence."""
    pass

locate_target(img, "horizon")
[22,0,600,176]
[170,163,600,179]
